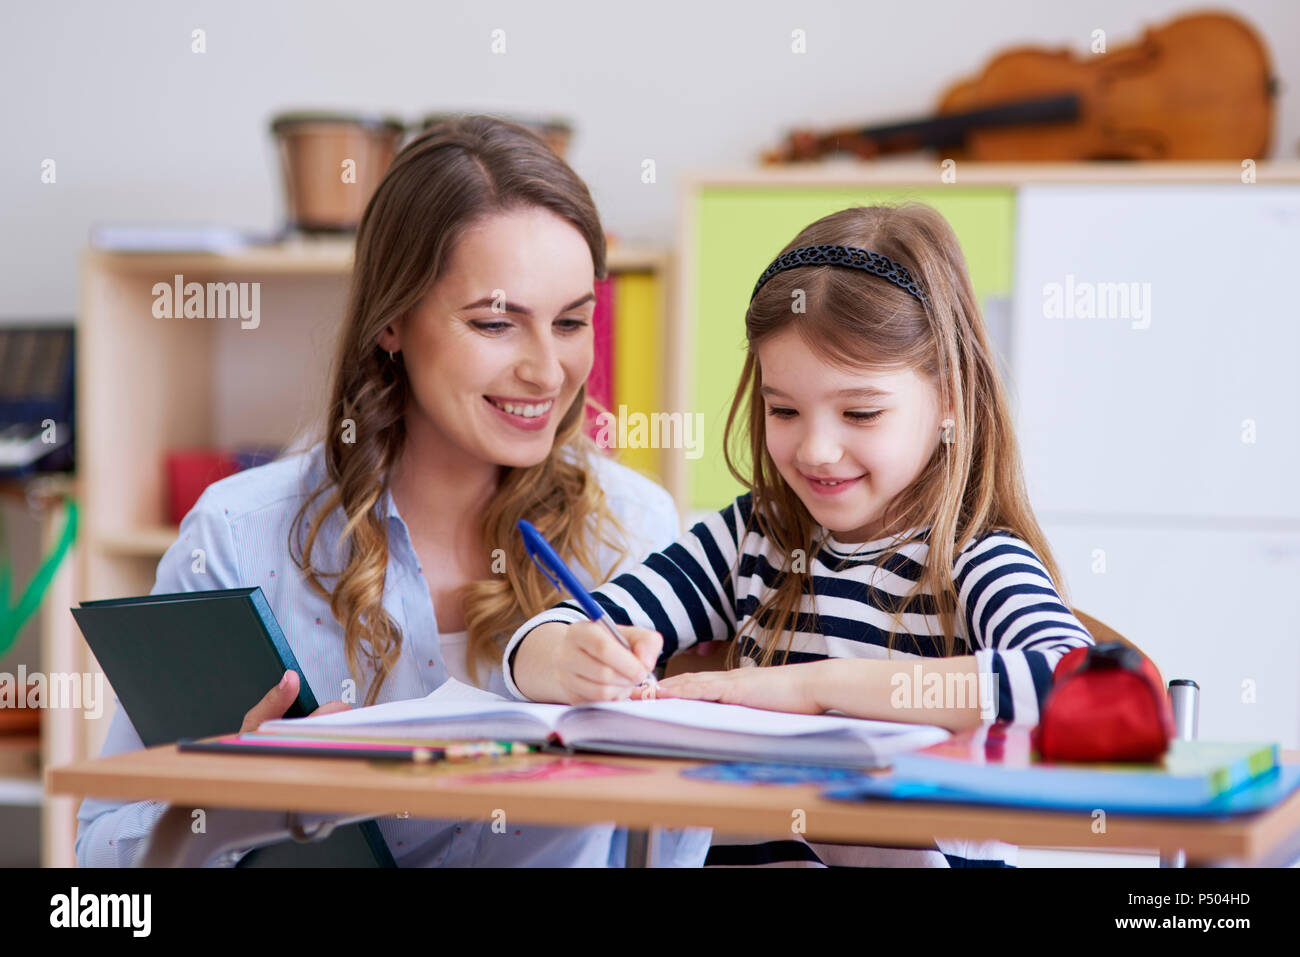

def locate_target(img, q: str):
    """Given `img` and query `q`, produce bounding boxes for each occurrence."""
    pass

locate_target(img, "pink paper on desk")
[449,757,649,784]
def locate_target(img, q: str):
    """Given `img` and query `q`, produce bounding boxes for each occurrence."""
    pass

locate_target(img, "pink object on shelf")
[583,275,616,447]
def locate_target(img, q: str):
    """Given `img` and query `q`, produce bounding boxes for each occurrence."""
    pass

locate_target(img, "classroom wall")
[3,0,1299,321]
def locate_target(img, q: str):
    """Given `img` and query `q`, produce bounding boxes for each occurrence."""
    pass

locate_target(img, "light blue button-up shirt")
[74,442,711,867]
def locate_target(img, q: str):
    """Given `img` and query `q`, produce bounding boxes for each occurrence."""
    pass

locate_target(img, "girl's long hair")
[725,203,1065,665]
[290,115,630,704]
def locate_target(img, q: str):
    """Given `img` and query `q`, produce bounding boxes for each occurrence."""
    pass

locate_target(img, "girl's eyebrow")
[458,292,595,316]
[761,385,893,399]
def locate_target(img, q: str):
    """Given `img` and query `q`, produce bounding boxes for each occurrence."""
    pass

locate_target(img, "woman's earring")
[940,418,955,445]
[388,350,396,362]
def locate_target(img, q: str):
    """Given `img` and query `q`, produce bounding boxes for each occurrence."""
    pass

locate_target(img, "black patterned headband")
[750,244,928,305]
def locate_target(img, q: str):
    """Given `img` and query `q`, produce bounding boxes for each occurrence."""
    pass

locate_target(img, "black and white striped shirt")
[504,493,1094,867]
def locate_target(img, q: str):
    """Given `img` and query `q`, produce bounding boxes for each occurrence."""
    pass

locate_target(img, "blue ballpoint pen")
[517,519,657,692]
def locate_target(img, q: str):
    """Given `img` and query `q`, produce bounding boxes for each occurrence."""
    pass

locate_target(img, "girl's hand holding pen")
[516,519,662,703]
[549,620,663,704]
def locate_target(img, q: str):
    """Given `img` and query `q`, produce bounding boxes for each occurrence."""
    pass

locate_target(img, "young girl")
[503,203,1095,867]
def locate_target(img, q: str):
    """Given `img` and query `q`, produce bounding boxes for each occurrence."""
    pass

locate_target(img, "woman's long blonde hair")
[725,203,1065,666]
[290,116,630,704]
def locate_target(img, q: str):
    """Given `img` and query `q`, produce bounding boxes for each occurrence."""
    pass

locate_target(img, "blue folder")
[824,763,1300,817]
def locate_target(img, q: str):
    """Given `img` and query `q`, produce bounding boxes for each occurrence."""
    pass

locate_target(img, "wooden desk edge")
[47,748,1300,864]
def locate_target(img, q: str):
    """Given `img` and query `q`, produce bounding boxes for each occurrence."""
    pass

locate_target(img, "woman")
[75,115,709,867]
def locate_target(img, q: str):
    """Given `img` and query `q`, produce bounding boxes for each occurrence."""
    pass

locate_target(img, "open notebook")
[259,689,950,768]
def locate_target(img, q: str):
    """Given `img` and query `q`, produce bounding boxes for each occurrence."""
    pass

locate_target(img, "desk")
[48,747,1300,867]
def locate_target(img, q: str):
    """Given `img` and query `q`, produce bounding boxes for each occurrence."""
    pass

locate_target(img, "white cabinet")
[1011,183,1300,749]
[1012,185,1300,520]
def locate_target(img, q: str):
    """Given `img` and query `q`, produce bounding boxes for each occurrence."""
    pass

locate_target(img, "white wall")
[3,0,1299,320]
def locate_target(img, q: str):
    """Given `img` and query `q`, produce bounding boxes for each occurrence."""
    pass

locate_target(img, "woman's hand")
[654,663,824,715]
[240,669,352,733]
[550,621,662,704]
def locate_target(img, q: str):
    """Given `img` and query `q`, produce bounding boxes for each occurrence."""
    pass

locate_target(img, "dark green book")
[71,586,395,867]
[72,587,318,745]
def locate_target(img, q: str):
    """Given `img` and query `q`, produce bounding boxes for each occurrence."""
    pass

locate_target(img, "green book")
[1161,739,1281,798]
[72,586,317,746]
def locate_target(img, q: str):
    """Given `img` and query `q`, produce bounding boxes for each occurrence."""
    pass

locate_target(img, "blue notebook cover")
[899,739,1275,806]
[825,763,1300,817]
[820,723,1280,812]
[826,722,1300,816]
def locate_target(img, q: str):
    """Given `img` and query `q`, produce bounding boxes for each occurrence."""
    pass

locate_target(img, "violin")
[763,11,1276,163]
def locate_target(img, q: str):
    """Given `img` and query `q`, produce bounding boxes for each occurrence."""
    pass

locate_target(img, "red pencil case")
[1033,642,1174,763]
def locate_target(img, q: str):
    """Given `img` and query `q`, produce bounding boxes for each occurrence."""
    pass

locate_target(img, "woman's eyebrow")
[760,385,893,399]
[458,292,595,316]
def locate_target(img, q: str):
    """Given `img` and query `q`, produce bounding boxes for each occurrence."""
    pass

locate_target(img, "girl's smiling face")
[380,205,596,470]
[757,327,948,543]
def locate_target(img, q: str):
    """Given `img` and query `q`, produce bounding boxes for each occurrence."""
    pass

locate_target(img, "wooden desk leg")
[625,828,653,868]
[136,806,373,867]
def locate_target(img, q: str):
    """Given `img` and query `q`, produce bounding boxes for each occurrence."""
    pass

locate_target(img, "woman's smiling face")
[757,327,948,542]
[381,205,597,469]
